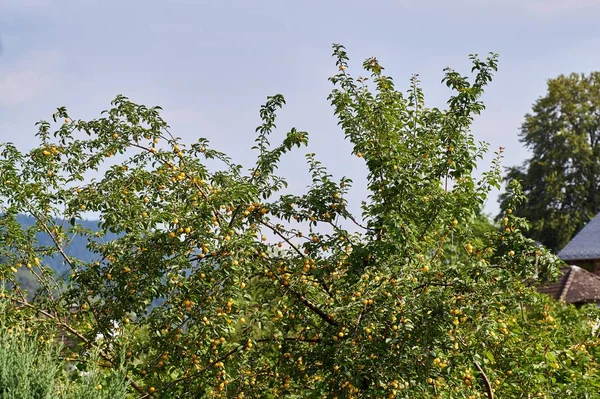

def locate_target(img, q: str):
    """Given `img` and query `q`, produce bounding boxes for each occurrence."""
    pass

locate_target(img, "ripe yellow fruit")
[148,387,156,393]
[465,243,473,254]
[508,250,515,257]
[356,152,363,158]
[42,150,51,157]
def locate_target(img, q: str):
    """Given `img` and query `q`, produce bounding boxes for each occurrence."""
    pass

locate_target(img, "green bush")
[0,325,59,398]
[0,309,128,399]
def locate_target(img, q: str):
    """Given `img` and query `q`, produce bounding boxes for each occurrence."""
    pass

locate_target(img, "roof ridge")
[558,266,574,302]
[569,264,600,281]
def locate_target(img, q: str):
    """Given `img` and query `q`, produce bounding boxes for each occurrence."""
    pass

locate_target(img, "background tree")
[0,45,599,398]
[498,72,600,252]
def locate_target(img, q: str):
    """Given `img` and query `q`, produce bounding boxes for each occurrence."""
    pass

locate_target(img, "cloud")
[0,50,63,106]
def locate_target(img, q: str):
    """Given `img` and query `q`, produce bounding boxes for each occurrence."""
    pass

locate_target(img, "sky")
[1,0,600,218]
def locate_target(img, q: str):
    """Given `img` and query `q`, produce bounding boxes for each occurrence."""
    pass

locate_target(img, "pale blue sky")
[1,0,600,217]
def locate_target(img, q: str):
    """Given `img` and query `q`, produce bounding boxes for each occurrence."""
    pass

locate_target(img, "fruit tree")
[1,44,599,398]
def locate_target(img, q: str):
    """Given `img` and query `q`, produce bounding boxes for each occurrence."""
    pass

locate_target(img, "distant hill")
[15,214,119,276]
[6,215,167,308]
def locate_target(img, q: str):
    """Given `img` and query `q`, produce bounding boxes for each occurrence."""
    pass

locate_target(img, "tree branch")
[473,360,494,399]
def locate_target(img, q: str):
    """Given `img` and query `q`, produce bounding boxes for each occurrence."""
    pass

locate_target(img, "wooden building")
[538,265,600,307]
[538,213,600,306]
[557,212,600,275]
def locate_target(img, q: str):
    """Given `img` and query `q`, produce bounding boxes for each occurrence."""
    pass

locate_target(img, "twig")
[473,360,494,399]
[260,220,305,258]
[292,289,339,327]
[264,262,338,327]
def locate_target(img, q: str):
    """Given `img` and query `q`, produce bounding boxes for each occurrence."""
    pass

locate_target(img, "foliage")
[0,319,59,398]
[0,299,128,399]
[498,72,600,251]
[0,44,599,398]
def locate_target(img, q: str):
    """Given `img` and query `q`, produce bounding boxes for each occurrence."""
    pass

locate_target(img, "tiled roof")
[537,268,571,301]
[557,212,600,261]
[538,265,600,304]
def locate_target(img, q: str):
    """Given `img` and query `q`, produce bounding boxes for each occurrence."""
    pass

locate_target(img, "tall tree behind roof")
[498,72,600,252]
